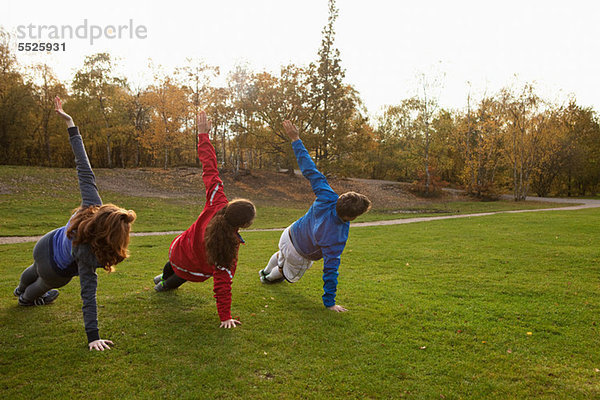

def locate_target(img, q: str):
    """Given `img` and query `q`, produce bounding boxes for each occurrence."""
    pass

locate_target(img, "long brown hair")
[66,204,137,270]
[205,199,255,269]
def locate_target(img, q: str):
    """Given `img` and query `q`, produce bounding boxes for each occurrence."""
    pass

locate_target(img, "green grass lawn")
[0,165,575,237]
[0,191,570,237]
[0,191,310,236]
[1,208,599,399]
[0,194,567,237]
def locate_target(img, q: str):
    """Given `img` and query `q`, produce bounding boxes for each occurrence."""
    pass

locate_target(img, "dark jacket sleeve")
[72,243,101,343]
[68,127,102,207]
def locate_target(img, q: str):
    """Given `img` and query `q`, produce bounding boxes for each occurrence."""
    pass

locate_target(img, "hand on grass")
[327,305,348,312]
[220,319,242,328]
[282,120,300,142]
[54,96,75,128]
[89,339,114,351]
[197,110,212,134]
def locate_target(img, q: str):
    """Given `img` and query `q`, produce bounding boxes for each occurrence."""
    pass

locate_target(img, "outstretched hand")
[54,96,75,128]
[219,319,242,329]
[282,120,300,142]
[197,110,212,134]
[89,339,114,351]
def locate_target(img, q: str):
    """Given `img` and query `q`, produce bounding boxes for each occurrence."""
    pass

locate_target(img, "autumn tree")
[0,29,38,165]
[72,53,127,168]
[431,109,459,185]
[308,0,364,173]
[245,65,317,172]
[176,59,219,165]
[375,99,423,181]
[141,68,190,169]
[458,95,505,198]
[528,106,570,196]
[205,86,234,166]
[26,64,70,166]
[226,64,255,174]
[500,84,544,201]
[372,106,405,180]
[558,101,600,196]
[2,18,600,198]
[415,73,445,192]
[122,86,152,167]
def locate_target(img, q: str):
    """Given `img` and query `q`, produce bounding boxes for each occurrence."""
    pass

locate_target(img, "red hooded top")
[168,133,240,321]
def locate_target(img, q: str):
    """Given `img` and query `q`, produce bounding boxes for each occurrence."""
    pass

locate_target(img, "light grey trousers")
[18,231,72,302]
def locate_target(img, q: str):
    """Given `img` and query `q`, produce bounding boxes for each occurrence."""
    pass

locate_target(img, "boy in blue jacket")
[259,121,371,312]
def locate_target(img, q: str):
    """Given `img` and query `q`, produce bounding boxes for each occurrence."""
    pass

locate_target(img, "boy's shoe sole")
[153,274,163,285]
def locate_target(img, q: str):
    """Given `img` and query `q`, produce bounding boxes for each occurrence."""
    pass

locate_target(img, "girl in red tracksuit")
[153,111,255,329]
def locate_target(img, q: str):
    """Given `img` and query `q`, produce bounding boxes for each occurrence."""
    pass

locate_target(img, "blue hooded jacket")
[289,139,349,307]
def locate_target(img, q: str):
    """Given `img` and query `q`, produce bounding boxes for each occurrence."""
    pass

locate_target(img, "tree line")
[1,0,599,199]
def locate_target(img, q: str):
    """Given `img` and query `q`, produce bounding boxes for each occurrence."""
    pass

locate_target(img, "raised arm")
[197,111,227,207]
[282,121,337,201]
[55,97,102,207]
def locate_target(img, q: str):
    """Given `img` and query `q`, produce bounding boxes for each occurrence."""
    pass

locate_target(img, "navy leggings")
[162,261,187,289]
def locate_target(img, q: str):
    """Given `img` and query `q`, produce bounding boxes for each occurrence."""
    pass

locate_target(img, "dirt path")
[1,196,598,245]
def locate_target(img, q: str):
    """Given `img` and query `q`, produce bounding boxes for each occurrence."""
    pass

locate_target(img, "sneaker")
[18,289,59,306]
[18,295,32,306]
[14,287,23,297]
[153,274,163,285]
[154,281,169,292]
[260,275,285,284]
[40,289,59,304]
[259,269,266,278]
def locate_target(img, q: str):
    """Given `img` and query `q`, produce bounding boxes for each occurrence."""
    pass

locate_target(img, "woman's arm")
[213,266,241,328]
[72,244,113,350]
[197,111,227,206]
[54,96,75,128]
[55,97,102,208]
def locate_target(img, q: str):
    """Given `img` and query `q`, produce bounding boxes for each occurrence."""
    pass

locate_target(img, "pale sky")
[3,0,600,116]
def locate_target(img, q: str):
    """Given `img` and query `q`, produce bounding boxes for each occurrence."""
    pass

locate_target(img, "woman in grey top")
[14,96,137,351]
